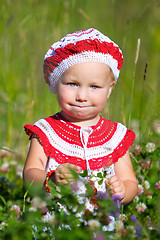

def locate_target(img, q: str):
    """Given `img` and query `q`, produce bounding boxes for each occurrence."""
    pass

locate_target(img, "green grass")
[0,0,160,156]
[0,2,160,238]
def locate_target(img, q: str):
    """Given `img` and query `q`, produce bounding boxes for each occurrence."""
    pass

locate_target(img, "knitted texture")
[43,28,123,93]
[24,113,135,170]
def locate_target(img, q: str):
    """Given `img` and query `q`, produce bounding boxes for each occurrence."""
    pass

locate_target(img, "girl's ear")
[107,82,115,99]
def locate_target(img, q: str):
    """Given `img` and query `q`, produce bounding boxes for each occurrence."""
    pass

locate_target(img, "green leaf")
[48,181,59,198]
[97,172,103,178]
[98,179,103,185]
[79,170,88,177]
[103,171,107,177]
[0,195,6,205]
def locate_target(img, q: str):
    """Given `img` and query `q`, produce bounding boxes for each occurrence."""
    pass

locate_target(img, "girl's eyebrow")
[90,80,100,84]
[90,79,104,85]
[62,77,79,84]
[63,73,78,81]
[65,78,79,82]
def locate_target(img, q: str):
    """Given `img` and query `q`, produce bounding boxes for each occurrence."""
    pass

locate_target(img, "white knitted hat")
[44,28,123,93]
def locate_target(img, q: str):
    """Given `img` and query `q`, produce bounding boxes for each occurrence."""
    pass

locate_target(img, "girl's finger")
[109,175,118,184]
[105,179,109,185]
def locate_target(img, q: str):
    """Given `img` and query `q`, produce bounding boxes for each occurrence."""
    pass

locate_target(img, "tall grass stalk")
[7,100,12,149]
[23,180,34,213]
[139,62,148,143]
[77,8,94,26]
[128,38,141,128]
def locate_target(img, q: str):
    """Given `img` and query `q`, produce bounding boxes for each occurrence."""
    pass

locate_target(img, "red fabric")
[44,39,123,83]
[24,113,135,170]
[44,114,118,147]
[62,29,95,38]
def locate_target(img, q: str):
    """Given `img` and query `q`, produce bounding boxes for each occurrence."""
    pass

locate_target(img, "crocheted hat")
[43,28,123,93]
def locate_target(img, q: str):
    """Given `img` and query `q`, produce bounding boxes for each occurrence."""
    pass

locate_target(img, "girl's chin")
[61,111,99,125]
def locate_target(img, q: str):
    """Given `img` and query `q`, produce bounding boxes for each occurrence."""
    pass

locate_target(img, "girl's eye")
[91,85,99,89]
[68,82,77,87]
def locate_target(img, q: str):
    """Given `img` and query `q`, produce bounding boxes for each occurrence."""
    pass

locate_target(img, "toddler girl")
[23,28,138,213]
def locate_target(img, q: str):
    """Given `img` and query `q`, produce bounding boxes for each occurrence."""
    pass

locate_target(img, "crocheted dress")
[24,112,135,230]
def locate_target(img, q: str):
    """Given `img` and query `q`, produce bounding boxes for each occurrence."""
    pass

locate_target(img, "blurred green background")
[0,0,160,156]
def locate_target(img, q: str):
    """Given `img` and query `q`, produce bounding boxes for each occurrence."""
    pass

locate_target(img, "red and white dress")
[24,112,135,221]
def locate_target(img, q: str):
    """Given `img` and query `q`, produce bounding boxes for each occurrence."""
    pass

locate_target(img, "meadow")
[0,0,160,239]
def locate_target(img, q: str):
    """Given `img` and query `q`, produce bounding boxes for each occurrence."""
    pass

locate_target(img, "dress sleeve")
[24,121,52,157]
[111,126,135,162]
[24,119,60,159]
[24,124,42,140]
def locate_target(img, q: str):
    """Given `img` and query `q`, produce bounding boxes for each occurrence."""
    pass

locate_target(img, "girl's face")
[56,62,114,126]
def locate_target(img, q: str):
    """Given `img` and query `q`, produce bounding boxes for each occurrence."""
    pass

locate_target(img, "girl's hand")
[55,163,82,185]
[105,175,126,200]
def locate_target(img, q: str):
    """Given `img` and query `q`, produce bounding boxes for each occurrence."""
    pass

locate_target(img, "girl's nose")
[76,87,88,102]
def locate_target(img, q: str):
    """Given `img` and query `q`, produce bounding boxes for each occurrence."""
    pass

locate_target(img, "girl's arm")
[23,136,48,185]
[23,136,82,187]
[106,151,138,205]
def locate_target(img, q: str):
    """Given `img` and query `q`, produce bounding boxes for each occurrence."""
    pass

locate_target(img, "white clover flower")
[1,162,10,172]
[118,214,128,222]
[126,225,136,234]
[43,213,57,225]
[1,162,9,168]
[11,204,21,217]
[32,197,46,209]
[133,195,139,203]
[88,219,100,230]
[16,165,23,178]
[143,180,150,190]
[0,222,8,230]
[10,160,17,166]
[136,202,147,212]
[146,142,156,153]
[136,166,141,174]
[114,220,124,231]
[137,184,144,194]
[147,195,152,200]
[138,175,144,183]
[29,206,37,212]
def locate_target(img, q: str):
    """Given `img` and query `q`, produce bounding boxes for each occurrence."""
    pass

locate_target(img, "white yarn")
[44,28,116,60]
[34,118,127,161]
[44,28,123,93]
[49,51,119,93]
